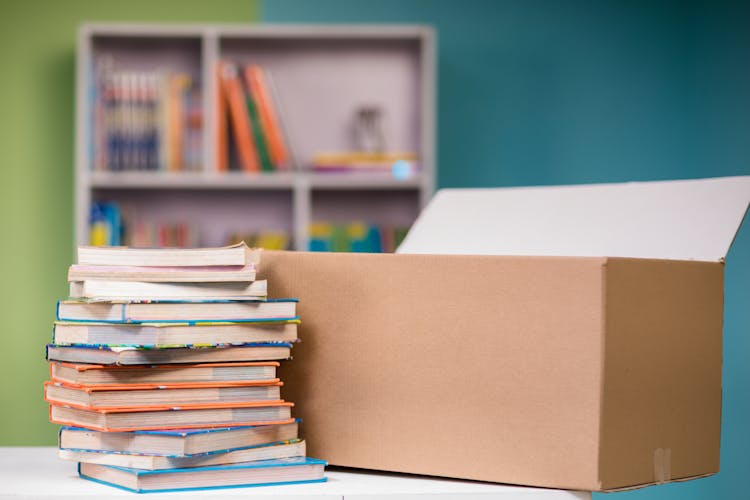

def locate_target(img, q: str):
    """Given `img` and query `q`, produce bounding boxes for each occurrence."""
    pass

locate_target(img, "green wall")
[0,0,258,445]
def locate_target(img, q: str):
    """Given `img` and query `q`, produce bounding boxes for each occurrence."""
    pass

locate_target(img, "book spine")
[245,65,289,170]
[219,62,260,173]
[215,63,228,172]
[242,68,274,172]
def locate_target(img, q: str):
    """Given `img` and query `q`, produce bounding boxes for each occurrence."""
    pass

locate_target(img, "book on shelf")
[58,421,300,457]
[69,279,268,301]
[61,439,306,470]
[78,457,327,493]
[244,65,290,170]
[49,401,295,432]
[217,61,291,173]
[50,361,280,386]
[92,60,202,172]
[78,241,257,267]
[309,221,409,253]
[44,380,283,409]
[57,298,297,323]
[89,202,122,247]
[68,263,257,283]
[46,343,294,365]
[311,151,419,174]
[219,61,260,173]
[52,321,298,347]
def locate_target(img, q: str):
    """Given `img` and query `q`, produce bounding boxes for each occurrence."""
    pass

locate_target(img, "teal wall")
[261,1,750,499]
[0,0,259,446]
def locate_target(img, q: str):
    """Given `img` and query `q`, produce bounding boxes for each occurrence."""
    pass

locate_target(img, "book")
[52,320,298,346]
[56,299,297,323]
[67,263,257,283]
[245,65,290,169]
[78,457,327,493]
[45,381,282,410]
[61,439,305,470]
[311,151,418,172]
[77,242,256,267]
[242,69,274,172]
[219,61,260,172]
[59,421,299,456]
[46,343,293,365]
[69,279,267,301]
[49,401,294,432]
[50,361,280,386]
[215,63,228,172]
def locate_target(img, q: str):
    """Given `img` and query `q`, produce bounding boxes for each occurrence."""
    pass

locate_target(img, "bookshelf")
[75,23,436,251]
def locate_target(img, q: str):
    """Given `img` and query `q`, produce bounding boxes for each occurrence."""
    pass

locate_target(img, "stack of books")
[44,242,326,493]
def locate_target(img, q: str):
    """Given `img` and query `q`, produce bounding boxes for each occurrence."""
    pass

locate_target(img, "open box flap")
[398,176,750,262]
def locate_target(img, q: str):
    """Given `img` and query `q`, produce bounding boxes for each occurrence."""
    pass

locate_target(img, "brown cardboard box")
[261,177,750,491]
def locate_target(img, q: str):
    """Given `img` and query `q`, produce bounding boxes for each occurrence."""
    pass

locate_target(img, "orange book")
[48,400,294,432]
[244,65,289,169]
[219,61,260,172]
[215,63,228,172]
[44,380,283,410]
[168,74,190,171]
[49,361,280,387]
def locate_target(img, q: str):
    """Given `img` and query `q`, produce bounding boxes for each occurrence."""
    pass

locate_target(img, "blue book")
[56,298,298,324]
[46,342,294,365]
[78,457,327,493]
[60,420,300,457]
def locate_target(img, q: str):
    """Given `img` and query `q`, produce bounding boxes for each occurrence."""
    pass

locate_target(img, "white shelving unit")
[75,23,436,250]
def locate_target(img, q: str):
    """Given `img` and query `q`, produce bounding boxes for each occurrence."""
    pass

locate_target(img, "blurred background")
[0,1,748,499]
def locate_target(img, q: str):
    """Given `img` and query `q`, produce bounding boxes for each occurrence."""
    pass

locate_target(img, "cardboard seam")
[597,257,608,489]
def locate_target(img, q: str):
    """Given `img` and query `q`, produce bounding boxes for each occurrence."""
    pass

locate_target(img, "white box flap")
[398,176,750,261]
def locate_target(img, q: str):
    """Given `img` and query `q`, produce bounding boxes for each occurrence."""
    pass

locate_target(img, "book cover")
[50,360,280,387]
[60,439,305,470]
[49,400,295,432]
[46,342,294,365]
[219,61,260,172]
[59,420,300,457]
[78,457,327,493]
[55,298,298,324]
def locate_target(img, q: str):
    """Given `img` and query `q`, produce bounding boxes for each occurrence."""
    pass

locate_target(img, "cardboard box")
[261,176,750,491]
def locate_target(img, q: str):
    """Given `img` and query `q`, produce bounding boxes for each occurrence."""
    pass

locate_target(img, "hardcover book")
[61,439,305,470]
[56,299,297,323]
[49,401,294,432]
[46,343,293,365]
[50,361,280,386]
[78,457,327,493]
[59,421,299,457]
[45,380,283,409]
[52,320,298,346]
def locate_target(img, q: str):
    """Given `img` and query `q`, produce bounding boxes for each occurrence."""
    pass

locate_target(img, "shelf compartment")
[219,35,423,170]
[311,189,420,227]
[92,189,293,248]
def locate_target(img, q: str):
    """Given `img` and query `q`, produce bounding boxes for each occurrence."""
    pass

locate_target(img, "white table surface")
[0,447,590,499]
